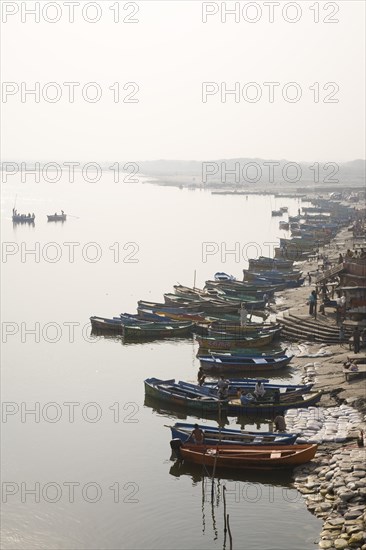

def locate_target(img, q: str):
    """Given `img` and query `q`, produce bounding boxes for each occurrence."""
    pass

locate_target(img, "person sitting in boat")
[274,415,286,432]
[239,303,247,327]
[197,367,206,386]
[61,210,64,215]
[240,391,256,405]
[217,376,229,399]
[273,389,280,404]
[253,381,266,399]
[190,424,204,444]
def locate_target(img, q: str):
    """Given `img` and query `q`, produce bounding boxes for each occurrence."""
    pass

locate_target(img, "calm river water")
[1,174,322,549]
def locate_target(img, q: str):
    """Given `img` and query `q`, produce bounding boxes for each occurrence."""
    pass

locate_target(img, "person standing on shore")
[312,290,318,319]
[353,326,361,354]
[307,272,312,285]
[240,303,247,327]
[308,290,317,316]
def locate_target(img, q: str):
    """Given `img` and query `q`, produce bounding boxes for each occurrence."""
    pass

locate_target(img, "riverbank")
[272,225,366,549]
[274,225,365,412]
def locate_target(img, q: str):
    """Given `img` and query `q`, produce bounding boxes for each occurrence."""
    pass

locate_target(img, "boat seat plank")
[270,451,281,458]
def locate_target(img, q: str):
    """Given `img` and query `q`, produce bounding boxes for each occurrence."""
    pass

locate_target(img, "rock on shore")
[294,446,366,549]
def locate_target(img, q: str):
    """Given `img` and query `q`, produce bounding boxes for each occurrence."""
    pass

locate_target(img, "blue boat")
[198,353,293,373]
[199,379,313,395]
[170,422,298,446]
[214,272,236,281]
[178,380,311,400]
[226,390,323,416]
[90,315,154,332]
[144,378,222,412]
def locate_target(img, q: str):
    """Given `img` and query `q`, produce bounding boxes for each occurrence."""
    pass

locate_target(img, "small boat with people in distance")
[47,211,66,222]
[12,208,35,223]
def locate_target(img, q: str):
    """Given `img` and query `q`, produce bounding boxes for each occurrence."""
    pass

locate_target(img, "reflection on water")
[144,392,302,424]
[169,459,295,485]
[168,460,316,550]
[91,328,195,346]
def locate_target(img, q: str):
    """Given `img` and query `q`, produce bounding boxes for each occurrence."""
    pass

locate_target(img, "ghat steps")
[277,311,351,344]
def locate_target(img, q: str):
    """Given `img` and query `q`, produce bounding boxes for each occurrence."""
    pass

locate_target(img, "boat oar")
[66,214,80,219]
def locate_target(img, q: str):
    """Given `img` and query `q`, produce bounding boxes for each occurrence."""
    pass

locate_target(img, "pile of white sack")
[295,343,333,358]
[285,404,363,444]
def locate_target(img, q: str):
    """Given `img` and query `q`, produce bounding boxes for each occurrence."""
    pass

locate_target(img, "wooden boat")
[279,206,288,212]
[144,378,222,412]
[201,379,313,394]
[208,348,287,358]
[90,315,155,333]
[173,442,318,469]
[198,354,293,373]
[208,323,281,336]
[244,269,302,282]
[174,284,267,307]
[207,321,272,334]
[12,213,35,223]
[121,311,174,323]
[243,273,304,288]
[206,278,282,292]
[47,213,66,222]
[226,391,323,415]
[279,221,290,230]
[196,331,278,350]
[138,300,201,312]
[204,285,274,301]
[90,316,124,333]
[123,321,195,339]
[179,380,310,401]
[271,210,283,216]
[164,294,239,314]
[137,308,207,324]
[169,422,298,446]
[214,272,237,281]
[247,256,293,270]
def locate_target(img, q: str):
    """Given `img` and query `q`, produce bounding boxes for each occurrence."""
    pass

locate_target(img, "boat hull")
[124,322,194,339]
[144,378,221,413]
[178,443,318,469]
[170,425,298,446]
[226,391,323,416]
[47,214,66,221]
[198,354,293,373]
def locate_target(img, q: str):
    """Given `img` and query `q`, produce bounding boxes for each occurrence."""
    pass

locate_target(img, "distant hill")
[133,158,365,189]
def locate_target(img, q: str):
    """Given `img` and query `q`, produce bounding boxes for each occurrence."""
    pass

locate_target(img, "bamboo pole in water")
[227,514,233,549]
[223,485,227,549]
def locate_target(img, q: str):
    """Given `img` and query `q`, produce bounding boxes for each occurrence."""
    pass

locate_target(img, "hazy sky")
[1,1,365,162]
